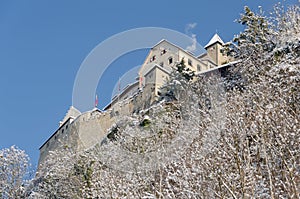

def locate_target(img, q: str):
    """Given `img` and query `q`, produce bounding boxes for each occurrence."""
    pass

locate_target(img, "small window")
[197,64,201,71]
[152,55,156,61]
[62,129,64,134]
[110,111,114,118]
[168,57,173,64]
[161,49,166,55]
[188,59,192,66]
[66,125,68,129]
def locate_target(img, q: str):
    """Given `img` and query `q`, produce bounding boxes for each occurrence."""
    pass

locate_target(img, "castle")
[38,33,235,165]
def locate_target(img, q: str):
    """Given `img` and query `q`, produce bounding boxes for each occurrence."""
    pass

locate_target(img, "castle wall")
[153,67,168,96]
[206,42,233,66]
[178,50,199,71]
[38,118,74,164]
[38,110,115,165]
[147,40,179,67]
[110,82,156,116]
[73,110,114,151]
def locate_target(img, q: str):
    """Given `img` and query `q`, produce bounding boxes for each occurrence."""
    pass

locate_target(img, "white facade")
[105,34,232,111]
[137,34,230,96]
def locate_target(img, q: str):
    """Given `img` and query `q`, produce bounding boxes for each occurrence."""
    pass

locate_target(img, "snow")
[204,33,225,48]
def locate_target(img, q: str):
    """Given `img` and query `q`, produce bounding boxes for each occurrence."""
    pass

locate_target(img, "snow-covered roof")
[195,60,240,75]
[204,33,225,49]
[141,40,199,73]
[143,63,171,77]
[153,39,200,57]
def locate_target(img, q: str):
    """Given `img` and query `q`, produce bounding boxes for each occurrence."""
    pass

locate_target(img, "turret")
[205,33,228,66]
[59,106,81,127]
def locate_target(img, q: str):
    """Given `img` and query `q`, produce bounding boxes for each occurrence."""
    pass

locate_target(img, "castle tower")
[205,33,227,66]
[59,106,81,127]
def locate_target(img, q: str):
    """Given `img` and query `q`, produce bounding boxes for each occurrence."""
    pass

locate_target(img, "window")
[188,59,192,66]
[62,129,64,134]
[66,125,68,129]
[197,64,201,71]
[150,55,156,62]
[161,49,166,55]
[110,111,114,118]
[168,57,173,64]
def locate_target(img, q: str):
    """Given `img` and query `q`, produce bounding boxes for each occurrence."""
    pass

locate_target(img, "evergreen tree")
[159,58,195,101]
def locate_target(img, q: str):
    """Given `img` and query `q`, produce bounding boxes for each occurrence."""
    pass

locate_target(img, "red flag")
[95,94,98,107]
[139,75,143,88]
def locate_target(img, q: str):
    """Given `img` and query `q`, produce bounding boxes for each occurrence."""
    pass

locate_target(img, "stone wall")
[38,83,157,165]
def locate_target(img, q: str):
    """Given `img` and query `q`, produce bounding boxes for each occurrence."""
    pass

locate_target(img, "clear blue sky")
[0,0,297,167]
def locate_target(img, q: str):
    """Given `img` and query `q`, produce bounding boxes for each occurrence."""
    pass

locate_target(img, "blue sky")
[0,0,298,167]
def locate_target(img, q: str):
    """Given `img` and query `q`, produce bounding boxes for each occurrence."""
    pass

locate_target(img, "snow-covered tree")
[214,3,300,198]
[159,59,195,101]
[28,3,299,198]
[0,146,31,198]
